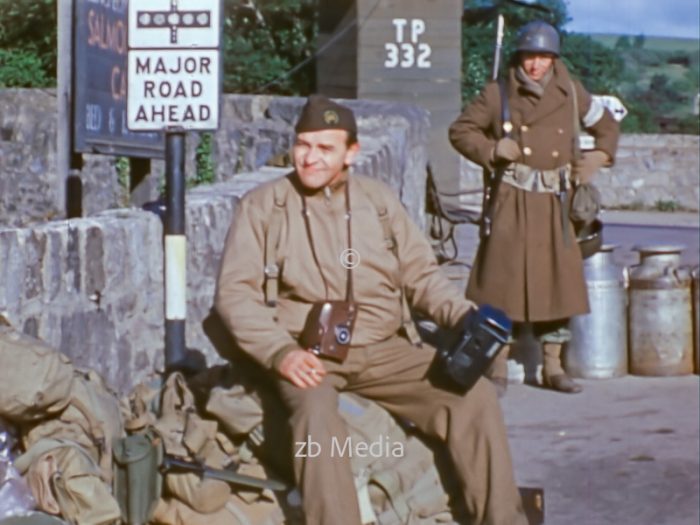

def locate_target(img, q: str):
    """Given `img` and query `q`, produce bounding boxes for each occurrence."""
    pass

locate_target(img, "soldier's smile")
[293,129,359,190]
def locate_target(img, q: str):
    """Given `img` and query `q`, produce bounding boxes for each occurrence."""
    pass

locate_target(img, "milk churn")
[628,245,694,376]
[566,245,627,378]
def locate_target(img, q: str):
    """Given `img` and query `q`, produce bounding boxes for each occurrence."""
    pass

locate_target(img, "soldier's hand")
[491,137,521,164]
[278,350,327,389]
[572,150,609,184]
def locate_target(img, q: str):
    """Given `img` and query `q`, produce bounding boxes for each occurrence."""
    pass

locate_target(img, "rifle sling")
[481,78,511,238]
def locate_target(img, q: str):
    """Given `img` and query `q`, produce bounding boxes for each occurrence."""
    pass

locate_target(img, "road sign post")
[127,0,221,372]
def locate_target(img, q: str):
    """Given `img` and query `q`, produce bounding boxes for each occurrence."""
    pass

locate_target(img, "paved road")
[604,223,699,268]
[443,211,700,525]
[503,377,700,525]
[449,215,699,273]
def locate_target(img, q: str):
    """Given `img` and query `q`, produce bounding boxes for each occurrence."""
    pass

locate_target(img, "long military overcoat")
[449,59,619,322]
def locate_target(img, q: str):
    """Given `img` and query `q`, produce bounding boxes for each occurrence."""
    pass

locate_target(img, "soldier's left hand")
[572,150,609,184]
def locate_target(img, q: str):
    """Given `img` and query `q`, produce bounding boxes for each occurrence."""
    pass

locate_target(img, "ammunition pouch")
[430,305,512,393]
[502,163,572,193]
[299,301,357,363]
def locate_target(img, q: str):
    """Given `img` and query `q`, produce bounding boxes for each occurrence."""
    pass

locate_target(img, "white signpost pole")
[127,0,221,372]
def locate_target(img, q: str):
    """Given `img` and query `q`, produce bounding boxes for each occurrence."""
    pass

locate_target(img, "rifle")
[113,433,289,525]
[480,15,512,239]
[161,455,288,492]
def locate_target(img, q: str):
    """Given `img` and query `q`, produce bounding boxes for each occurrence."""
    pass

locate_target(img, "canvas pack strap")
[264,180,288,307]
[263,176,421,346]
[570,80,582,163]
[354,178,421,346]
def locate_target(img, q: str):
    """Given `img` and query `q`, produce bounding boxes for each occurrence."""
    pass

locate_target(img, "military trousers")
[275,335,527,525]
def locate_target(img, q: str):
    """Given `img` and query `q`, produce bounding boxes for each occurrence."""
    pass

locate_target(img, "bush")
[0,48,51,87]
[0,0,57,83]
[222,0,317,95]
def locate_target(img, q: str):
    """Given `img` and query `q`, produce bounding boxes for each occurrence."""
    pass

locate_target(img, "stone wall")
[0,90,429,228]
[1,87,698,392]
[459,134,700,212]
[3,88,698,230]
[0,93,429,393]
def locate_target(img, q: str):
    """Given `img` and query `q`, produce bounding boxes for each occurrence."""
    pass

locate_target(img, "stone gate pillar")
[317,0,464,195]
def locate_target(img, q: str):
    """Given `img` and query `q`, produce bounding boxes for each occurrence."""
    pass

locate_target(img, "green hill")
[585,33,699,133]
[591,34,699,53]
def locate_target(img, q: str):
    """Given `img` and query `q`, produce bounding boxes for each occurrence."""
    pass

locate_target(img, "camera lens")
[335,325,351,345]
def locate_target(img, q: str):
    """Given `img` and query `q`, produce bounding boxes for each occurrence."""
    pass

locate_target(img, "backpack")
[119,372,289,525]
[150,491,285,525]
[15,439,121,525]
[337,394,457,525]
[21,370,125,484]
[0,323,124,524]
[0,513,68,524]
[206,369,457,525]
[0,325,74,423]
[150,372,234,514]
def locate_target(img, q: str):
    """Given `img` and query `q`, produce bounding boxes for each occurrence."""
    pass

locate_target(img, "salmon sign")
[127,0,221,131]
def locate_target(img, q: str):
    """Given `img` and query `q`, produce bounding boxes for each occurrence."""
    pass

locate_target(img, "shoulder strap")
[15,438,100,475]
[353,177,421,346]
[570,80,582,162]
[499,78,512,139]
[264,179,290,307]
[369,471,412,523]
[353,177,395,253]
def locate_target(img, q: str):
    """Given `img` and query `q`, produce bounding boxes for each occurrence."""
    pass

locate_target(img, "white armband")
[582,96,605,128]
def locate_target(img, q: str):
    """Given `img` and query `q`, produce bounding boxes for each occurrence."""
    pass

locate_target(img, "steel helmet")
[516,20,560,56]
[576,219,603,259]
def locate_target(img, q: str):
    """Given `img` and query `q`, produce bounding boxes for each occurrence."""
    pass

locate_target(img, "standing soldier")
[449,20,620,394]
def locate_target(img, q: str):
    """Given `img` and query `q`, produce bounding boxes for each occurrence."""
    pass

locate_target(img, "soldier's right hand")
[492,138,521,164]
[278,350,327,389]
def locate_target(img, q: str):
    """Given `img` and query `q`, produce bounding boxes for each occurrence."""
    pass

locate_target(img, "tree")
[615,36,631,50]
[460,0,571,102]
[560,33,626,94]
[222,0,317,95]
[0,0,56,87]
[0,48,50,88]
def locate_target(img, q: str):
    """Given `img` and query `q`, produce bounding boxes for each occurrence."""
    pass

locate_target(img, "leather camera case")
[299,301,357,363]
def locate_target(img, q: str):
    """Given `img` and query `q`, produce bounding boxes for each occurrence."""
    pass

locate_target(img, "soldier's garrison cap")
[295,95,357,135]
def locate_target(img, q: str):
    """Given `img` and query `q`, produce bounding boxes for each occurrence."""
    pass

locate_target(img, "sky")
[565,0,700,39]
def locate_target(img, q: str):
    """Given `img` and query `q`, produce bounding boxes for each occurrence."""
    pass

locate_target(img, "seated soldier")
[215,95,527,525]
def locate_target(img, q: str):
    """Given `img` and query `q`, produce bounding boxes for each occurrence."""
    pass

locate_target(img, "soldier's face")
[520,52,555,81]
[293,129,359,190]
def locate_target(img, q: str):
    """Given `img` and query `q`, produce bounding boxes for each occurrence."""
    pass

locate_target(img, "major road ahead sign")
[127,0,221,131]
